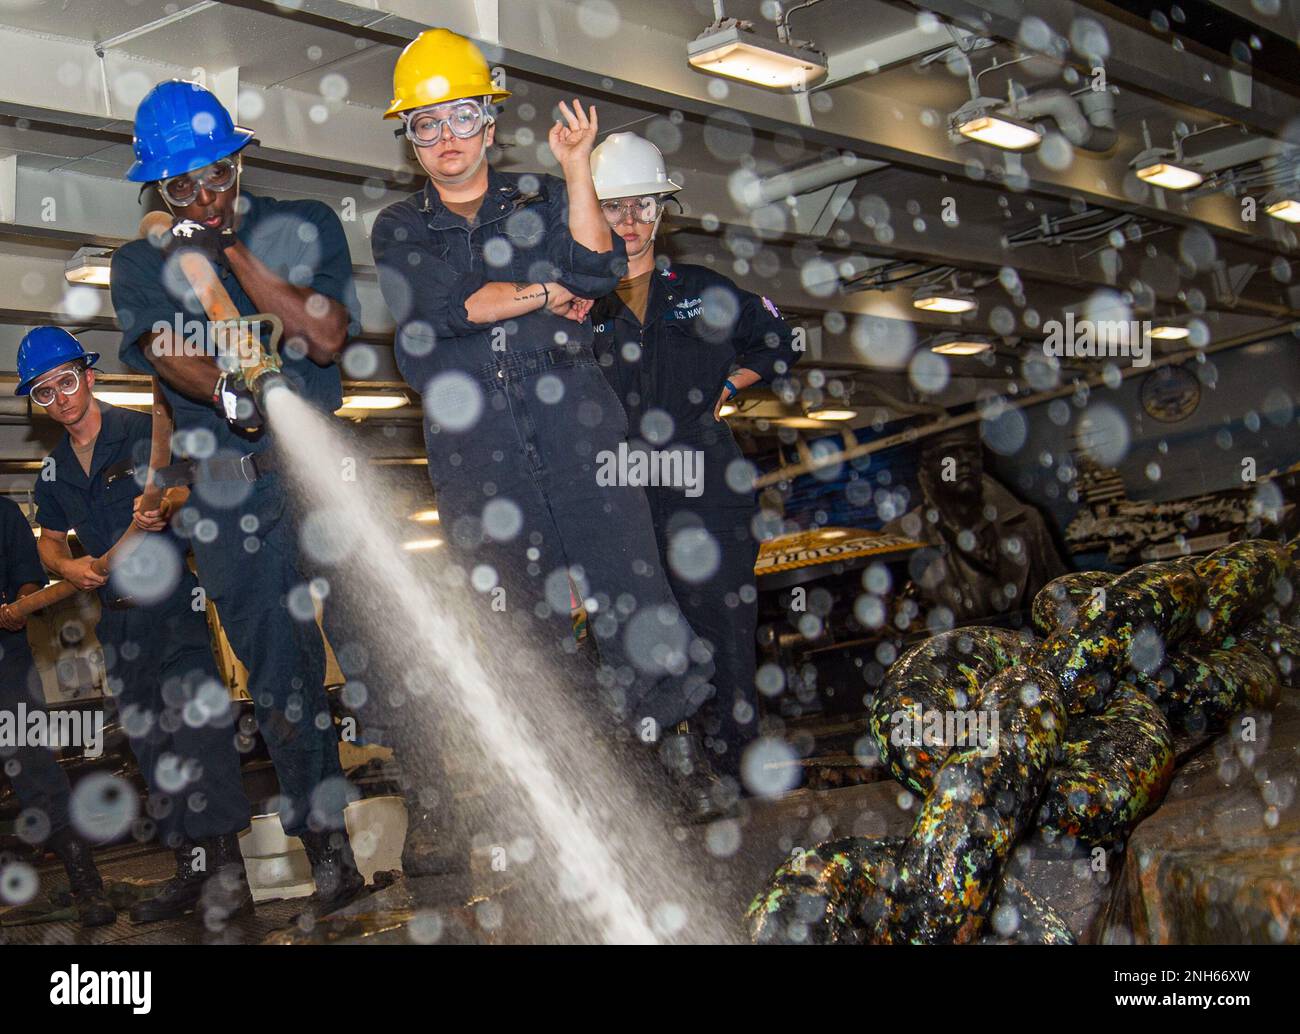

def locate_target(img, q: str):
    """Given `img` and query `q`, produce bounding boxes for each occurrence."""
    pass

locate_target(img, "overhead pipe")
[1009,87,1117,152]
[739,152,887,208]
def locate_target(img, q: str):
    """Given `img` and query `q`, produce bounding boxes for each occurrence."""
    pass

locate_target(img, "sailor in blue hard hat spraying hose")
[110,79,369,921]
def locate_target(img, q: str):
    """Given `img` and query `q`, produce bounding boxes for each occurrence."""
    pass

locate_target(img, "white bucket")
[238,796,408,902]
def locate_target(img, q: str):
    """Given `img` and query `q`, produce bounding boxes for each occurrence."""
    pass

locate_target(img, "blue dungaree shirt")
[34,402,251,845]
[590,263,800,773]
[372,168,716,731]
[0,497,76,841]
[109,192,361,836]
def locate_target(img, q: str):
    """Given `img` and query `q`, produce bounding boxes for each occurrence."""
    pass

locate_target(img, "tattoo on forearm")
[512,282,545,303]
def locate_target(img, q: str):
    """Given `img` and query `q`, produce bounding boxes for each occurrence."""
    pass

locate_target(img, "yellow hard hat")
[385,28,511,119]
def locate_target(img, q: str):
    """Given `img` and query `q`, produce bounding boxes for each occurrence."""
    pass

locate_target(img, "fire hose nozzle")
[214,312,287,426]
[248,365,289,414]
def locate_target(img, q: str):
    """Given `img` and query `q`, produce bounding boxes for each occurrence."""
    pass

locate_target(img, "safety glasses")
[159,157,240,207]
[600,196,662,225]
[402,100,489,146]
[30,367,83,408]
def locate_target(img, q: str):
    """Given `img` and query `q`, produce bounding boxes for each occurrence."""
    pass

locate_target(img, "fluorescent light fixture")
[807,408,856,421]
[913,287,977,314]
[1135,160,1203,191]
[1266,199,1300,224]
[93,390,153,407]
[931,338,991,356]
[956,113,1043,151]
[403,537,443,551]
[64,248,113,287]
[718,403,737,418]
[340,394,408,410]
[687,24,827,90]
[410,509,440,523]
[1149,324,1190,340]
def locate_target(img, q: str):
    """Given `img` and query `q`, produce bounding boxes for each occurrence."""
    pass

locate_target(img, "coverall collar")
[51,402,129,489]
[418,164,526,230]
[597,259,683,328]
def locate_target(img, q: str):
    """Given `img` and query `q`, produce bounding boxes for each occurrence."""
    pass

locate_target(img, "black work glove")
[213,371,262,431]
[165,218,237,268]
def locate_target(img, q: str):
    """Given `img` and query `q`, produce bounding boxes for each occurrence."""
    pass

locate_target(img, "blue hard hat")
[126,79,254,183]
[15,327,99,396]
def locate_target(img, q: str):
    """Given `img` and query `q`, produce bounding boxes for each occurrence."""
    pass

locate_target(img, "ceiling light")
[956,112,1043,151]
[1149,324,1190,340]
[92,390,153,407]
[930,338,992,356]
[913,286,977,314]
[403,537,443,551]
[339,394,409,410]
[769,416,837,429]
[64,248,113,287]
[1266,199,1300,224]
[410,509,440,523]
[807,407,856,421]
[1132,152,1204,191]
[688,23,827,90]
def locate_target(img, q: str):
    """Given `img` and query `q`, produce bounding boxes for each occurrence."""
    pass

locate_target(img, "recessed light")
[687,24,827,90]
[1266,199,1300,224]
[914,287,977,314]
[1135,161,1203,191]
[930,339,991,356]
[64,248,113,287]
[807,408,856,421]
[338,394,408,410]
[92,390,153,407]
[956,113,1043,151]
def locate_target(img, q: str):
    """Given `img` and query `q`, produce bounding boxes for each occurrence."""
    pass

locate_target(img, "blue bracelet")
[723,378,739,400]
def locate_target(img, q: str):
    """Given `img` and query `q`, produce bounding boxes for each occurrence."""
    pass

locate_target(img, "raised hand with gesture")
[548,99,599,170]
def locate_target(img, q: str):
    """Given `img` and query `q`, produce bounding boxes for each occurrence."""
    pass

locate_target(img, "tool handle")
[9,486,191,618]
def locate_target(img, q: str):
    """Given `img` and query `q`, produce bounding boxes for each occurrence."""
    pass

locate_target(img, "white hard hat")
[590,132,682,200]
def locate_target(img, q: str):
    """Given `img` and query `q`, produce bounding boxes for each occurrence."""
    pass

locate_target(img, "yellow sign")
[755,527,922,576]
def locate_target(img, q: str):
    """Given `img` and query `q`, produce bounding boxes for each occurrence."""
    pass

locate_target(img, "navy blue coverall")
[34,402,251,847]
[590,262,799,775]
[371,168,715,732]
[109,192,361,837]
[0,497,76,842]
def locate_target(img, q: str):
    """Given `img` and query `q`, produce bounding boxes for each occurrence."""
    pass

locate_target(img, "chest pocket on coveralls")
[501,206,549,284]
[102,463,144,536]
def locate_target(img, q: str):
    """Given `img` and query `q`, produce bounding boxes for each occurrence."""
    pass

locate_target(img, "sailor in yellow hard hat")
[384,27,512,187]
[372,29,719,837]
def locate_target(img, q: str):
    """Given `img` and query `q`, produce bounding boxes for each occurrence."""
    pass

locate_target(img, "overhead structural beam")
[254,0,1298,257]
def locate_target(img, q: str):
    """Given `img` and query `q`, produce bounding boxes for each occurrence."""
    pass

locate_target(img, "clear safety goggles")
[402,100,491,146]
[30,367,83,408]
[159,157,241,207]
[600,196,662,225]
